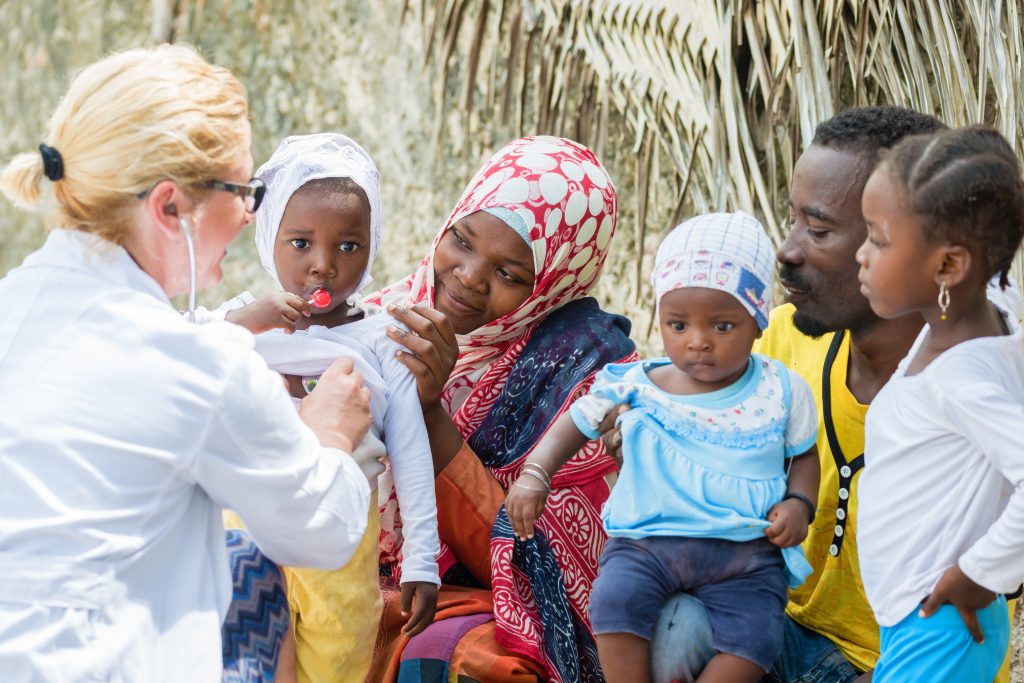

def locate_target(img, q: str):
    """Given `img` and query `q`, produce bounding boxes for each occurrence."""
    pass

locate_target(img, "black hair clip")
[38,144,64,181]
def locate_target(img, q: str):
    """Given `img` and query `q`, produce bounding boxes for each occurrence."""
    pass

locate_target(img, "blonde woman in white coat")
[0,45,376,683]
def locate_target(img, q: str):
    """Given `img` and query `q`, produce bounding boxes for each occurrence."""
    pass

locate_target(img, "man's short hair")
[812,106,946,157]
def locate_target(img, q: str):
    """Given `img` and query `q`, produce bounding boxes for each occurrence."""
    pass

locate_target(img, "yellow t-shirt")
[755,304,877,671]
[756,305,1014,680]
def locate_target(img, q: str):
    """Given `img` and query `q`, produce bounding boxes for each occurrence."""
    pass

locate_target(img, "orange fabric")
[434,441,506,586]
[370,585,492,682]
[369,442,542,682]
[369,586,542,683]
[447,620,545,682]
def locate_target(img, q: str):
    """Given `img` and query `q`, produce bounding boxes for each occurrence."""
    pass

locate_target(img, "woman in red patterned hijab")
[368,136,636,682]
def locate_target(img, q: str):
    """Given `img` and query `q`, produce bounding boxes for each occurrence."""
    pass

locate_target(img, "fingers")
[401,585,438,637]
[507,493,543,541]
[387,304,437,340]
[959,607,984,644]
[763,511,793,547]
[918,592,943,619]
[322,356,356,378]
[600,427,623,466]
[393,349,432,379]
[389,303,456,345]
[513,503,537,541]
[519,505,538,540]
[506,498,524,538]
[400,582,413,617]
[597,403,629,433]
[285,293,311,317]
[387,325,440,360]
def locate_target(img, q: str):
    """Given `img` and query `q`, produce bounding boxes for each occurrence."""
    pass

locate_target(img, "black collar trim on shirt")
[822,331,865,558]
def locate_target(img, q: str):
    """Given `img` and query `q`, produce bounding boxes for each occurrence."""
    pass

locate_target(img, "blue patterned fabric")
[471,297,634,682]
[221,529,289,683]
[469,298,634,470]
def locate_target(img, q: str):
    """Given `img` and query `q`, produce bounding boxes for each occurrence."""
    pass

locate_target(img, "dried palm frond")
[415,0,1024,317]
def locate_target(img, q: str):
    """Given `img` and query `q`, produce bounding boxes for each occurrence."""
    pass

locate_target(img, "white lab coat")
[0,229,371,682]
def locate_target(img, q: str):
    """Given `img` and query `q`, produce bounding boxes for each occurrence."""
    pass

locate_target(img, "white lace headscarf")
[254,133,382,295]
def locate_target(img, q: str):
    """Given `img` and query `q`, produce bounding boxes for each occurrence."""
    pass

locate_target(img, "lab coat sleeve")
[190,346,371,570]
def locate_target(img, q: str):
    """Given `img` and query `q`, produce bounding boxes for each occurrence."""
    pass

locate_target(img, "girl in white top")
[204,133,439,682]
[856,125,1024,683]
[0,46,374,683]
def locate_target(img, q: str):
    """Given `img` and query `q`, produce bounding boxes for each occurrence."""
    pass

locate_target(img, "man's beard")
[791,305,881,339]
[791,310,835,339]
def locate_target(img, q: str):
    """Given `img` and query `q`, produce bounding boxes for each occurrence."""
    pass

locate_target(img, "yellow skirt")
[224,497,383,683]
[284,494,383,683]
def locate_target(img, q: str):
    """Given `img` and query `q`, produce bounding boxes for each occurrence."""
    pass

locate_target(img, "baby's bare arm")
[505,412,591,540]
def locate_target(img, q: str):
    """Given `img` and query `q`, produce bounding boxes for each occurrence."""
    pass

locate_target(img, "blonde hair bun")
[0,44,250,245]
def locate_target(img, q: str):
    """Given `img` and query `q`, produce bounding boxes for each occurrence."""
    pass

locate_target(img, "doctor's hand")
[919,563,997,643]
[299,357,371,455]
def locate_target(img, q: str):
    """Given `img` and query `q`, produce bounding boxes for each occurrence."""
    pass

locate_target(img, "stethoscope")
[179,216,197,323]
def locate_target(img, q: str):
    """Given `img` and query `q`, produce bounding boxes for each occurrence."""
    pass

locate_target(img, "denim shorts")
[589,536,788,672]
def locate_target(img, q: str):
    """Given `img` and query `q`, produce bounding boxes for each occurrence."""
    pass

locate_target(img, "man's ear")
[935,244,972,289]
[144,180,193,241]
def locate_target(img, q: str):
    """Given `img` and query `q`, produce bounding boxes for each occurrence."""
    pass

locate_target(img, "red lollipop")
[309,289,331,308]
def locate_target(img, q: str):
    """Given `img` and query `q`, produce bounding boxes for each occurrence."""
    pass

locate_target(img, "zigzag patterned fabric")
[221,529,289,683]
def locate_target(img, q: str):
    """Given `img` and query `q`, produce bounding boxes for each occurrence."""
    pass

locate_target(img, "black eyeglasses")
[137,177,266,214]
[200,178,266,213]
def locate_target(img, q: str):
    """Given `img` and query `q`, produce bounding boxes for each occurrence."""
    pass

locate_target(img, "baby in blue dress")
[505,212,820,683]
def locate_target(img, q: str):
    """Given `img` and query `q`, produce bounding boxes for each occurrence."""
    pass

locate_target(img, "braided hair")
[881,125,1024,288]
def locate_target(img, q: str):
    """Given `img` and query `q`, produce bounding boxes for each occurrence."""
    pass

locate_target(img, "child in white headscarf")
[506,213,820,683]
[211,133,439,683]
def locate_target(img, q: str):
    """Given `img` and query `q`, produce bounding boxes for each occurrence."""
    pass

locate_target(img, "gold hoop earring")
[938,282,950,321]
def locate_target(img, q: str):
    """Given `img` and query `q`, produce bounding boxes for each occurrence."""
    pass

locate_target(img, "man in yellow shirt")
[644,107,1012,682]
[752,107,943,681]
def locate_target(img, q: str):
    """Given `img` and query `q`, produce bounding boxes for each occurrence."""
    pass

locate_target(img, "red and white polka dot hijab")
[365,136,617,434]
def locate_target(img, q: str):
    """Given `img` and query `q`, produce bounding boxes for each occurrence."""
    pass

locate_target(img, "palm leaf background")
[0,0,1022,676]
[418,0,1024,322]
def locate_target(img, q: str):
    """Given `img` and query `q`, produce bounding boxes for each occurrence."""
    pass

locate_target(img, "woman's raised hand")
[299,356,372,455]
[386,304,459,408]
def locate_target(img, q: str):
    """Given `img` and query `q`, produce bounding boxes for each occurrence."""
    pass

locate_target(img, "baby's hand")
[505,477,549,542]
[400,581,439,636]
[764,498,811,548]
[225,292,310,334]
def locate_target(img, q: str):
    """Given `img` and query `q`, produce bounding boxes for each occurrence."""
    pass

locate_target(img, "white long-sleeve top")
[859,292,1024,626]
[203,295,440,585]
[0,229,371,682]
